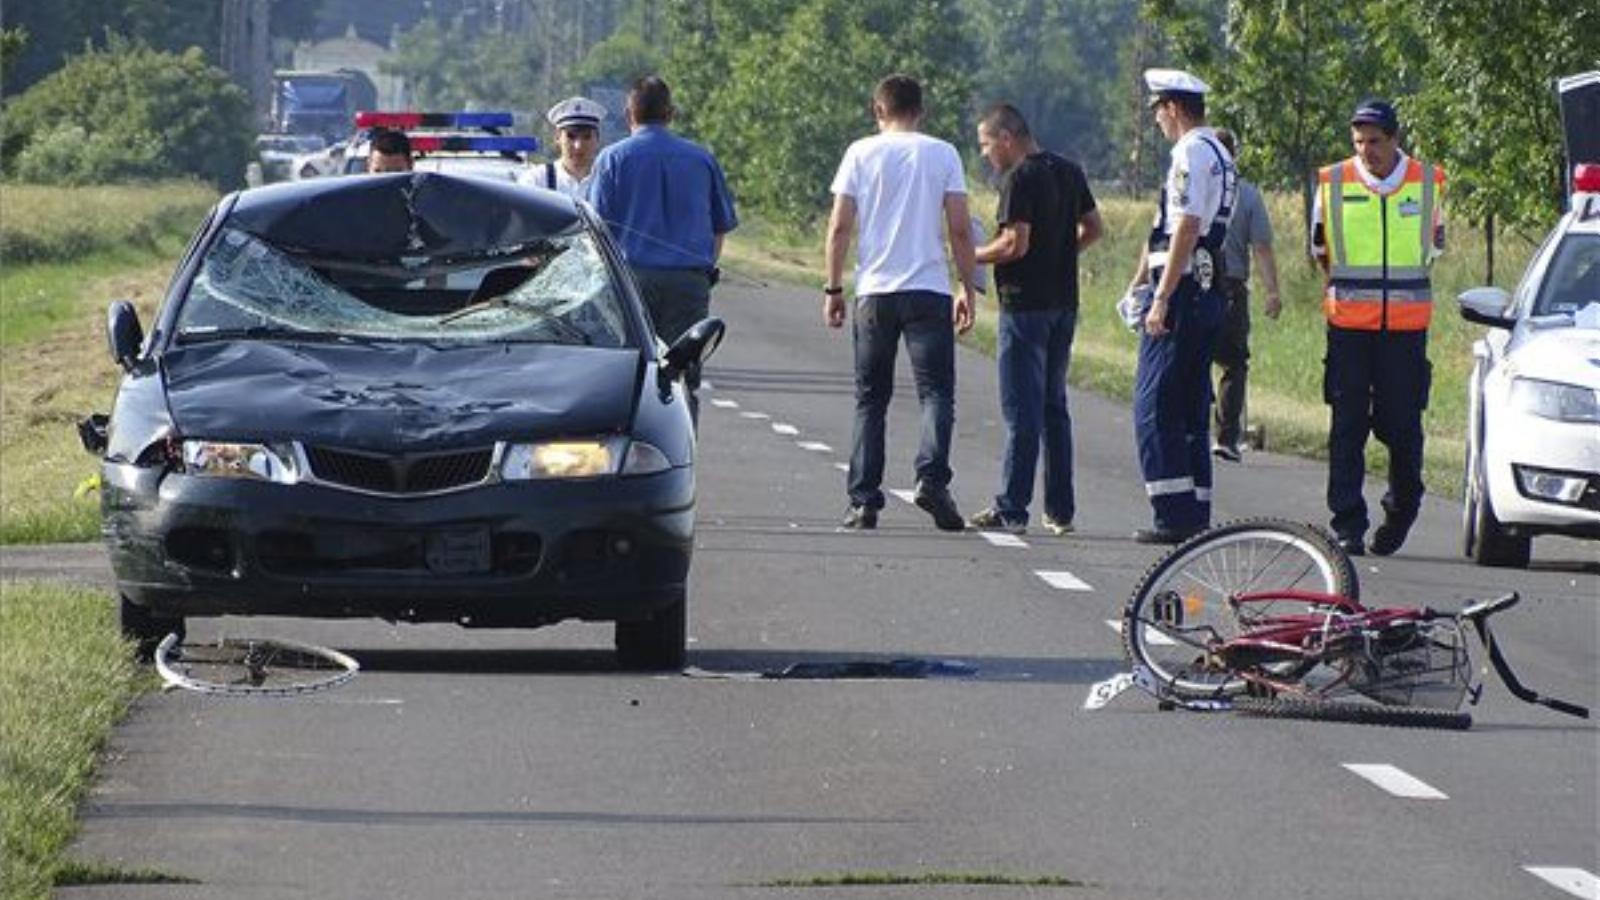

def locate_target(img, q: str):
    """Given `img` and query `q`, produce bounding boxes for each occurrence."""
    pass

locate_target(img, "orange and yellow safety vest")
[1318,157,1445,331]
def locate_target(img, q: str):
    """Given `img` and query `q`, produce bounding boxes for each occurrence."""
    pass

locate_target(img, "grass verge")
[0,181,214,268]
[721,186,1538,500]
[0,581,153,900]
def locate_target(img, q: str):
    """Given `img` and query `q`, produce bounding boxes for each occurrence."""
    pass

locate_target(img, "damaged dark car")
[88,172,723,670]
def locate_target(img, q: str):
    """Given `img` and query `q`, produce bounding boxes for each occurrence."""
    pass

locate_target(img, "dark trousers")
[1134,279,1224,532]
[1211,278,1252,448]
[994,305,1078,524]
[848,290,956,509]
[1323,327,1430,540]
[634,267,713,422]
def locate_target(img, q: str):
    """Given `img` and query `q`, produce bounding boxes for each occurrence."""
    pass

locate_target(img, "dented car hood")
[162,340,640,449]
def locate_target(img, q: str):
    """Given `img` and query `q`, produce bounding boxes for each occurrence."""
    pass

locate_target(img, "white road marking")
[1523,867,1600,899]
[889,489,917,505]
[1036,570,1092,591]
[772,423,800,436]
[710,398,739,409]
[699,379,715,391]
[978,531,1028,548]
[1105,619,1175,646]
[796,441,832,453]
[1341,764,1448,800]
[833,462,849,472]
[739,411,770,420]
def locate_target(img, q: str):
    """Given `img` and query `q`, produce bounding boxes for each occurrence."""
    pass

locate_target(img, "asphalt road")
[11,280,1597,899]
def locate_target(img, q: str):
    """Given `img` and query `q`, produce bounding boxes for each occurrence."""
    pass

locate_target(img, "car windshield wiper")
[438,295,518,324]
[176,326,382,345]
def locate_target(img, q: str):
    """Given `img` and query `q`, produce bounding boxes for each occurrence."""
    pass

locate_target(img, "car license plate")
[425,528,491,574]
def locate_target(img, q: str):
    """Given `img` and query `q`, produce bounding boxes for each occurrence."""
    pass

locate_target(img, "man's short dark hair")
[370,128,411,157]
[980,104,1031,140]
[1159,91,1206,121]
[1213,126,1237,158]
[874,74,923,118]
[629,76,673,124]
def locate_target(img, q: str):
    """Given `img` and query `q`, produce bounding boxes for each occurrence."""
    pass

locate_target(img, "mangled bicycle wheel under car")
[1086,517,1589,730]
[153,634,359,697]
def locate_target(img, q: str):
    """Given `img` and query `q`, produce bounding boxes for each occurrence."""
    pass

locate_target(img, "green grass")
[0,581,152,900]
[723,185,1539,499]
[0,181,214,267]
[756,871,1090,888]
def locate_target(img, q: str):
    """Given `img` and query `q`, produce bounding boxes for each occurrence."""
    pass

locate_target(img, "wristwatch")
[823,285,844,296]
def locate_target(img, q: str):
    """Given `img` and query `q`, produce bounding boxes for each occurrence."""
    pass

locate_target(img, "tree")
[0,1,223,97]
[382,16,544,112]
[3,38,253,188]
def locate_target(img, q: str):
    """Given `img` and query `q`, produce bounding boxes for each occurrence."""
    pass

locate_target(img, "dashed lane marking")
[833,462,849,472]
[1341,764,1448,800]
[978,531,1028,548]
[1523,868,1600,899]
[1105,619,1175,646]
[710,398,739,409]
[739,411,770,420]
[797,441,832,453]
[772,423,800,436]
[889,489,917,505]
[700,379,715,390]
[1036,570,1092,591]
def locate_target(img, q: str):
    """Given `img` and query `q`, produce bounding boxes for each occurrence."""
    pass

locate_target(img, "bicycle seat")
[1461,592,1519,621]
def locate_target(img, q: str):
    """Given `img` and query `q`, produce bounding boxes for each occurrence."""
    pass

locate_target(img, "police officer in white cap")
[519,96,606,198]
[1122,67,1237,543]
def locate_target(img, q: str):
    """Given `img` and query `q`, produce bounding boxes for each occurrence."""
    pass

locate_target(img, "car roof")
[228,171,582,259]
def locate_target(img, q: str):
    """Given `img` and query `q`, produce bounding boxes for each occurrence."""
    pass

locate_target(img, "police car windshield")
[175,227,631,347]
[1535,233,1600,322]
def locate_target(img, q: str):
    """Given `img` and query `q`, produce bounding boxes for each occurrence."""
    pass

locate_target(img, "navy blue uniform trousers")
[1323,326,1430,540]
[1134,279,1225,532]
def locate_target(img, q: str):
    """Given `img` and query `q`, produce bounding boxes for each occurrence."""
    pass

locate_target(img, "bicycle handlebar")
[1465,597,1590,720]
[1460,592,1520,622]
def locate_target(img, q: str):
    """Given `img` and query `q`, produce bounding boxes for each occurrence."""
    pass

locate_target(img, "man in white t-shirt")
[517,96,606,199]
[823,74,978,532]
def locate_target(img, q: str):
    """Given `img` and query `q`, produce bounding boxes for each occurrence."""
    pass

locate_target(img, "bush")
[2,39,252,189]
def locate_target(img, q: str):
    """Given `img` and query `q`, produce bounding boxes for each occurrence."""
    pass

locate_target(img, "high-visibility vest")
[1318,157,1445,331]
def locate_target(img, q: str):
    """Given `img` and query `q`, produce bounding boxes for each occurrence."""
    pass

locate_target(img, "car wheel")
[614,589,686,671]
[119,594,185,661]
[1468,466,1532,568]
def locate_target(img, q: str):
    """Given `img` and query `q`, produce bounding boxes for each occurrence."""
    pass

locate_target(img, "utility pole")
[221,0,272,129]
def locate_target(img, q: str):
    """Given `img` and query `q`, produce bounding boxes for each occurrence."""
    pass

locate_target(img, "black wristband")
[823,286,844,296]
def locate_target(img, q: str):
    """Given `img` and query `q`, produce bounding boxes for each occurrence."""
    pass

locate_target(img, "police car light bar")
[355,111,515,129]
[408,135,541,154]
[1574,163,1600,193]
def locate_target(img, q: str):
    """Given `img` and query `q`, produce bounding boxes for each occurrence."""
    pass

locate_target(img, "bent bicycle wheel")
[154,634,359,696]
[1122,518,1358,699]
[1231,696,1473,730]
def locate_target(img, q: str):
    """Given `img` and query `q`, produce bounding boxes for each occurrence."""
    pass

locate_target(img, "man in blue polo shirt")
[588,76,738,421]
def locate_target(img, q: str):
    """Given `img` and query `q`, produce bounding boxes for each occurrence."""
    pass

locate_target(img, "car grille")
[305,445,494,495]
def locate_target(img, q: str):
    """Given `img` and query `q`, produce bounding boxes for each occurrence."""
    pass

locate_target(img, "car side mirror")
[1458,287,1515,329]
[106,300,144,372]
[659,317,726,386]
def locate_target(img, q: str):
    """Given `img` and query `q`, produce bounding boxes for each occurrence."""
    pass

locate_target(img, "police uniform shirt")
[1161,126,1232,238]
[516,161,590,200]
[1310,149,1444,261]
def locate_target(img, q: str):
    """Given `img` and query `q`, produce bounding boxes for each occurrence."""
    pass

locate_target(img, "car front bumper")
[1483,409,1600,536]
[103,462,696,625]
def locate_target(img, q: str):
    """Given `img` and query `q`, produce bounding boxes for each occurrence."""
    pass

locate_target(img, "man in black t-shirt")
[970,104,1103,535]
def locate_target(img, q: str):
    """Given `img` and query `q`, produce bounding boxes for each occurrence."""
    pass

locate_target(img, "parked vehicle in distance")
[1456,162,1600,567]
[255,133,327,183]
[85,172,723,669]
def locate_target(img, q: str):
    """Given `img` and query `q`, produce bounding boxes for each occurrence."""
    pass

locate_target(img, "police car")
[1457,161,1600,567]
[341,111,539,181]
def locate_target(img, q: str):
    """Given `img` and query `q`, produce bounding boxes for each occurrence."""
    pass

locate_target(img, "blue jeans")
[848,291,956,509]
[995,306,1078,524]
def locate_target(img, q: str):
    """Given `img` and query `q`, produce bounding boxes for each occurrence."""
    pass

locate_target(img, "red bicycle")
[1118,519,1589,729]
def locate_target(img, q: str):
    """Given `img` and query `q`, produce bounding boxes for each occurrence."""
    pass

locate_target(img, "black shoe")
[1369,517,1413,556]
[1336,534,1366,557]
[1133,525,1203,545]
[841,505,878,530]
[913,486,966,532]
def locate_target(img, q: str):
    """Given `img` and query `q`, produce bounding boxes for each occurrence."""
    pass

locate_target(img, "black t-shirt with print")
[994,151,1097,310]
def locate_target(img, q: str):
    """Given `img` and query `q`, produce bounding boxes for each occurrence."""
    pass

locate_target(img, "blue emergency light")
[356,111,516,129]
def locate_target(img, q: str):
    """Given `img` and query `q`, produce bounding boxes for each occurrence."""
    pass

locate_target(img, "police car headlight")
[501,438,622,480]
[182,441,300,483]
[1509,378,1600,423]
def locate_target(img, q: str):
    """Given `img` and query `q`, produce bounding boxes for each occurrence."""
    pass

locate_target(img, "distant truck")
[271,69,378,143]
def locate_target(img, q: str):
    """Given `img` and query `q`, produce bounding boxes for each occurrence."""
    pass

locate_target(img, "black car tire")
[615,588,686,671]
[119,594,185,662]
[1467,462,1531,568]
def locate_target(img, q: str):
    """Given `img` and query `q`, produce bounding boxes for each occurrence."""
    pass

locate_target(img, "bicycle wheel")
[1231,696,1472,730]
[1122,518,1359,698]
[154,634,359,696]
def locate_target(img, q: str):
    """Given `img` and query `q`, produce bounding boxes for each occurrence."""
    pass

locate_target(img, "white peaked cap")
[546,96,607,129]
[1143,68,1210,95]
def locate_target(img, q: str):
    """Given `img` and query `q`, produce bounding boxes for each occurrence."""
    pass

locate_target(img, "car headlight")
[182,441,300,483]
[1508,377,1600,423]
[499,438,674,480]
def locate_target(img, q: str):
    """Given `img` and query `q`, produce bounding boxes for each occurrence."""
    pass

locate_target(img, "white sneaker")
[1040,514,1075,536]
[1211,443,1242,463]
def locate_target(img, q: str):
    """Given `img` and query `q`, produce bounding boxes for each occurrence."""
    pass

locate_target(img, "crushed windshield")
[1535,233,1600,322]
[175,227,631,346]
